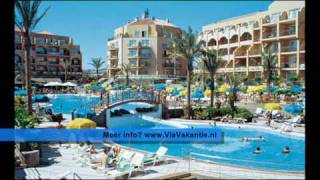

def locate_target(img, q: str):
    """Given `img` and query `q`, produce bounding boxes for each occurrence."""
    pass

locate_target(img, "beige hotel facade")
[107,10,187,79]
[198,1,305,81]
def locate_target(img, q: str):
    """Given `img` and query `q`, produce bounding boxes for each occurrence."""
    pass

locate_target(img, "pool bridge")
[93,90,161,127]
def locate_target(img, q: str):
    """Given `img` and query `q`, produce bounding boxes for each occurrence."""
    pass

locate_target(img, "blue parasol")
[284,104,304,115]
[15,90,27,96]
[289,86,304,94]
[154,84,166,90]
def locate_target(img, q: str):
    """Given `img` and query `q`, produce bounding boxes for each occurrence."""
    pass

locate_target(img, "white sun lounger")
[144,146,168,166]
[107,152,145,178]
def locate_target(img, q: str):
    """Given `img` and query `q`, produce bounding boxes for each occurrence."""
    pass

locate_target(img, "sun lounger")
[144,146,168,166]
[253,108,263,117]
[107,152,145,178]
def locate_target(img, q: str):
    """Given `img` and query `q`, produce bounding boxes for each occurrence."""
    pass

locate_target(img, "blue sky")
[35,1,273,70]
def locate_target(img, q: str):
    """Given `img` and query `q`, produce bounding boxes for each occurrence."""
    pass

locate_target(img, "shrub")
[219,106,233,116]
[235,108,253,120]
[15,96,26,108]
[15,107,38,128]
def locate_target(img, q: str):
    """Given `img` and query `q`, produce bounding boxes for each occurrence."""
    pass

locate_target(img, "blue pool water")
[49,94,101,114]
[110,104,305,172]
[48,94,305,171]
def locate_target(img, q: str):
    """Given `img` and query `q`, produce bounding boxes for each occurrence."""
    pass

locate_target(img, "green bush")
[219,106,233,116]
[15,96,26,108]
[15,107,38,128]
[235,108,253,120]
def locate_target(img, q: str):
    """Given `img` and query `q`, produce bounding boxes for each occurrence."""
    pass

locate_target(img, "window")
[270,43,278,52]
[142,31,145,37]
[128,49,138,57]
[289,8,299,19]
[36,47,46,54]
[271,12,281,23]
[163,31,170,38]
[48,38,58,45]
[15,35,21,43]
[71,49,80,55]
[140,49,151,57]
[128,40,137,47]
[129,60,137,66]
[288,40,297,51]
[36,37,46,44]
[163,50,167,57]
[141,39,150,47]
[59,40,66,46]
[249,21,255,27]
[134,31,140,38]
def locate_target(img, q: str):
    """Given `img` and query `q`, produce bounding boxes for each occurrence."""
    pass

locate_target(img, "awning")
[62,82,77,87]
[44,82,63,86]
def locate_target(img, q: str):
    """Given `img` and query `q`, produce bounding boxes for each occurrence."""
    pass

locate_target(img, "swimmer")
[254,147,261,154]
[240,137,249,142]
[258,135,265,141]
[282,146,290,154]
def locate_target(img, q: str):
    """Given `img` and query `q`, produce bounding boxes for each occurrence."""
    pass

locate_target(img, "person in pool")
[282,146,290,154]
[254,147,261,154]
[258,136,265,141]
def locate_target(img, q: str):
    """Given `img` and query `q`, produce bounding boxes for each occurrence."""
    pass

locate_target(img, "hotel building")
[15,29,83,81]
[107,10,187,79]
[198,1,305,81]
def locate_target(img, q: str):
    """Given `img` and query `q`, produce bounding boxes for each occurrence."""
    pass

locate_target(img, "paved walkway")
[15,144,304,179]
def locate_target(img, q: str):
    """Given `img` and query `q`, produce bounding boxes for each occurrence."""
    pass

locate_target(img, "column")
[296,39,300,76]
[246,50,249,76]
[278,41,281,77]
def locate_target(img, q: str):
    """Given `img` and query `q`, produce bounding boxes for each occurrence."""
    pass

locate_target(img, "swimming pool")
[110,103,305,172]
[48,94,305,171]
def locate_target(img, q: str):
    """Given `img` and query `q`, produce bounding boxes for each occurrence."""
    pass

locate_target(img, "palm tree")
[15,0,49,113]
[261,47,278,95]
[171,27,204,119]
[120,63,132,87]
[63,59,70,82]
[89,57,105,80]
[194,60,207,92]
[15,63,25,87]
[200,48,221,107]
[225,74,242,118]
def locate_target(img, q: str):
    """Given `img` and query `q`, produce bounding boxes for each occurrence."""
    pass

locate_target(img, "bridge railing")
[102,90,159,107]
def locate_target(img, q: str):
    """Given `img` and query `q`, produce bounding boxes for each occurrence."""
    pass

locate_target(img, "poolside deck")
[15,144,304,179]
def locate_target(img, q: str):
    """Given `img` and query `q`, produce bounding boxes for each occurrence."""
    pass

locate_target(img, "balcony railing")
[109,56,118,59]
[282,63,297,68]
[48,51,60,55]
[263,32,277,39]
[248,66,263,71]
[280,29,296,36]
[281,46,297,52]
[163,63,175,68]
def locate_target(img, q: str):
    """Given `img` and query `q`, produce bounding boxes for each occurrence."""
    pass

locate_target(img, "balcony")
[235,66,247,72]
[163,62,175,68]
[48,51,60,55]
[248,66,263,72]
[48,61,59,65]
[281,46,297,53]
[262,32,277,39]
[37,61,47,65]
[282,63,297,69]
[279,28,296,37]
[217,67,233,73]
[109,56,118,60]
[109,46,119,51]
